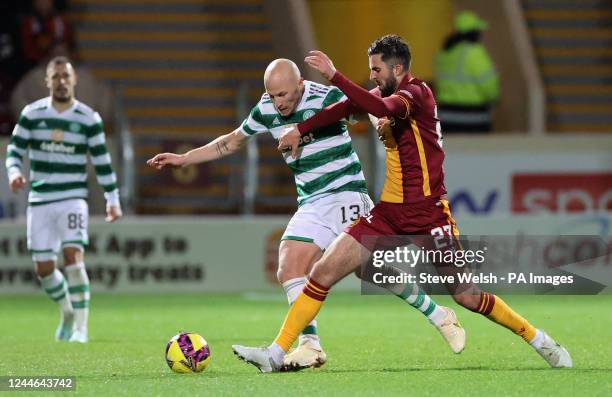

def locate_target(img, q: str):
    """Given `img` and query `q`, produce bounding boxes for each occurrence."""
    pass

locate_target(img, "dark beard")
[380,76,398,97]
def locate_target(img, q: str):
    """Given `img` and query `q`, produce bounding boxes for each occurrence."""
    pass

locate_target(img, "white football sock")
[529,329,545,349]
[268,343,286,366]
[399,283,447,326]
[64,262,90,331]
[39,269,72,313]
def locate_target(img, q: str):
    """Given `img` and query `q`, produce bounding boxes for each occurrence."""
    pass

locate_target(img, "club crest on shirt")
[69,122,81,133]
[51,129,64,142]
[303,110,315,121]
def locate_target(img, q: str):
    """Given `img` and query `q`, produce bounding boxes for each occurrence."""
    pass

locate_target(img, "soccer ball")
[165,332,211,373]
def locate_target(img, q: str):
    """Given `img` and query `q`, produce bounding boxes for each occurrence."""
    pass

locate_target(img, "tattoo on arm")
[215,140,231,157]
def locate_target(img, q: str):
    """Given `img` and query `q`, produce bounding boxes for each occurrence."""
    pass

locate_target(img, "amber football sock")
[273,278,329,352]
[474,292,537,343]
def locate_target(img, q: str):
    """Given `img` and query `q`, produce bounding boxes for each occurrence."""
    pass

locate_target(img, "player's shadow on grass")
[75,368,611,381]
[321,366,591,373]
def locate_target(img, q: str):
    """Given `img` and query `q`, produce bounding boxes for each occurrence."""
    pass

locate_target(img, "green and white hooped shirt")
[6,97,119,206]
[240,80,367,206]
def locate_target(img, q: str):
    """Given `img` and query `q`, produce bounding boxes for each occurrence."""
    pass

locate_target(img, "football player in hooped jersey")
[232,35,572,372]
[148,58,465,369]
[6,57,122,343]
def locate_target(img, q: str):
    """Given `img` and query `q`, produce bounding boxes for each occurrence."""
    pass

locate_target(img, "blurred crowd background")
[0,0,610,218]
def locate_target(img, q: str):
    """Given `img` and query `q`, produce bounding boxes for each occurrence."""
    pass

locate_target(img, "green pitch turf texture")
[1,293,610,396]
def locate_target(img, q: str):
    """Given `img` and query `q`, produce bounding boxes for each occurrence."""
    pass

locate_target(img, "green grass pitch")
[1,293,610,396]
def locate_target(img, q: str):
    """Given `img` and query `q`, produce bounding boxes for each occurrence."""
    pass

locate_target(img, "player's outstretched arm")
[147,128,248,169]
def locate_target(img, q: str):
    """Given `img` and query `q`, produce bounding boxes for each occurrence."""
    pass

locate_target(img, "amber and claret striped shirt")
[298,71,447,204]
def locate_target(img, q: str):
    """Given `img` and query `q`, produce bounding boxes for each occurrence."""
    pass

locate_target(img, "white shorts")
[282,191,374,250]
[27,199,89,262]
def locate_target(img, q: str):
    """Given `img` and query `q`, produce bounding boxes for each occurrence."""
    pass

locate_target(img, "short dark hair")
[367,34,411,71]
[46,56,72,72]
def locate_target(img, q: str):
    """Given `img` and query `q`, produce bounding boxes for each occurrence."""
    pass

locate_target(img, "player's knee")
[276,258,305,283]
[35,261,55,277]
[276,265,289,284]
[277,264,314,284]
[63,246,83,266]
[276,254,296,283]
[276,241,321,283]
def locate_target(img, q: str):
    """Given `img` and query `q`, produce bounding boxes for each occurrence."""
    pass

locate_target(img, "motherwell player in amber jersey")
[374,75,446,204]
[294,71,448,205]
[232,35,571,373]
[297,68,447,205]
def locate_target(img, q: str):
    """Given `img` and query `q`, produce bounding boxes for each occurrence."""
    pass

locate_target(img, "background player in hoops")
[233,34,572,372]
[5,56,122,343]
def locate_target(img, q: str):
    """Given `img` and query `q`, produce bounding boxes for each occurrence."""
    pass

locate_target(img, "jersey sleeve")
[297,96,360,134]
[396,83,426,118]
[322,87,358,124]
[5,110,32,180]
[321,86,346,107]
[87,112,120,206]
[239,103,269,137]
[329,71,409,119]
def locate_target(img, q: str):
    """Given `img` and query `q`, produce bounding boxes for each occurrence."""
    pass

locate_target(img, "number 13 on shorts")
[340,205,361,224]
